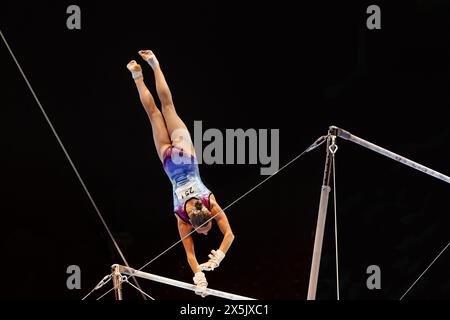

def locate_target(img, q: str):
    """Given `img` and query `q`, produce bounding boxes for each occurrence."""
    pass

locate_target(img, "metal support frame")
[307,126,450,300]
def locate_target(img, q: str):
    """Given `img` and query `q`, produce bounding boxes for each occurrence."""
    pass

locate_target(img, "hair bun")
[194,200,203,210]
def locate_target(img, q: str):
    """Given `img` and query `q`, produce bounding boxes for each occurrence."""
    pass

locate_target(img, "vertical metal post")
[307,128,336,300]
[112,264,123,300]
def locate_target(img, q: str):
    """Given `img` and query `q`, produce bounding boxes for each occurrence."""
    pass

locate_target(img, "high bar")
[331,126,450,185]
[112,264,256,300]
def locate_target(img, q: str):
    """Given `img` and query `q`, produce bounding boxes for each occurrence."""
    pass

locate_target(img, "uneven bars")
[332,126,450,185]
[112,264,255,300]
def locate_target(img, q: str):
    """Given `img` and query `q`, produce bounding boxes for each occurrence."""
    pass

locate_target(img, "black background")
[0,0,449,301]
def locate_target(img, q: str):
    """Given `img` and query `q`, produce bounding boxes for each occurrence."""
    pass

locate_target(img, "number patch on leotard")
[175,181,199,200]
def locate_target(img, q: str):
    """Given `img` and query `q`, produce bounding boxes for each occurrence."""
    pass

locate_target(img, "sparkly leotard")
[162,146,212,224]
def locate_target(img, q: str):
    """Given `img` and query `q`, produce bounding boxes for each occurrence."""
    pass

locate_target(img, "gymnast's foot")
[127,60,142,73]
[127,60,143,80]
[139,50,159,69]
[138,50,155,61]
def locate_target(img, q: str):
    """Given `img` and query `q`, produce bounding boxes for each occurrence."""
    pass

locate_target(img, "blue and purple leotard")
[162,146,212,224]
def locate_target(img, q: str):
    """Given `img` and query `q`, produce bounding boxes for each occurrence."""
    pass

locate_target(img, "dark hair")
[189,200,211,228]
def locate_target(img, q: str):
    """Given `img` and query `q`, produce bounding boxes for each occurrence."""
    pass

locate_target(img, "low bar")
[112,264,255,300]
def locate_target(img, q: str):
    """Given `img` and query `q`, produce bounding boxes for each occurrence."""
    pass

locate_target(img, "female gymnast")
[127,50,235,297]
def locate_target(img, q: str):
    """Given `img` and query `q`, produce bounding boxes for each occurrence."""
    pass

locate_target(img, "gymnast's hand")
[193,271,208,298]
[199,249,226,271]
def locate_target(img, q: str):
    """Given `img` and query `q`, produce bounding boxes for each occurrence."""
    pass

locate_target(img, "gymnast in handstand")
[127,50,234,297]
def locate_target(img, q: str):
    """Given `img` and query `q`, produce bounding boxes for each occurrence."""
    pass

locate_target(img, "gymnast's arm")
[177,216,202,273]
[210,196,235,254]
